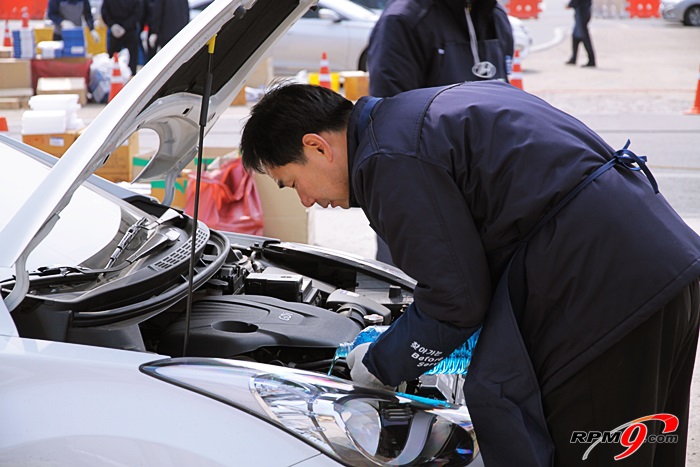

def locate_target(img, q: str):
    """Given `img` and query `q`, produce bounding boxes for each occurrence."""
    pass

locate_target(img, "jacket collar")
[346,96,375,208]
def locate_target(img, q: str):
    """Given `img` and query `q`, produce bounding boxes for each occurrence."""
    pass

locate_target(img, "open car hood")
[0,0,315,272]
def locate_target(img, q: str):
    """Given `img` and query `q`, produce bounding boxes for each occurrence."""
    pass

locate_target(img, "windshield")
[0,146,153,282]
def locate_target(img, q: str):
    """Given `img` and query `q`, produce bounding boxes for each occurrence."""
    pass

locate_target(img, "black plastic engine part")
[244,272,303,302]
[326,289,392,324]
[157,295,363,357]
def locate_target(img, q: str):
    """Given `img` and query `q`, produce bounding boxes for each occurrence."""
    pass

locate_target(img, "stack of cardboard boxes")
[22,128,138,183]
[0,23,105,110]
[0,58,32,109]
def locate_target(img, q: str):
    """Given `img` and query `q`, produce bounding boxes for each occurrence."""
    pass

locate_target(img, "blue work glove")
[347,343,394,390]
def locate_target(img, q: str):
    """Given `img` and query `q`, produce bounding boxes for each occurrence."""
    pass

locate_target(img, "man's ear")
[302,133,333,161]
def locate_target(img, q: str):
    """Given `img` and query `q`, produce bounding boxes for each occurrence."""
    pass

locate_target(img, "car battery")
[244,273,303,302]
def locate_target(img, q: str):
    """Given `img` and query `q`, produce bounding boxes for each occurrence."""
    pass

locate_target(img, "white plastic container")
[21,110,68,135]
[28,94,80,111]
[37,41,64,59]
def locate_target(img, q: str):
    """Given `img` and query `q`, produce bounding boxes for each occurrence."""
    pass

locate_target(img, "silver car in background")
[660,0,700,25]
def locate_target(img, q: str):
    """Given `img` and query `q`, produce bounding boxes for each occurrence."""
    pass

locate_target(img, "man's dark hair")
[241,82,354,173]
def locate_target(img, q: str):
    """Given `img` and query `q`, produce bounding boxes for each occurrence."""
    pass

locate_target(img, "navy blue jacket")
[101,0,144,32]
[48,0,94,30]
[148,0,190,48]
[347,81,700,395]
[367,0,514,97]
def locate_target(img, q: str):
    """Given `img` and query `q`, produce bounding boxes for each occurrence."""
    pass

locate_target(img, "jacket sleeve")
[353,153,491,385]
[364,302,479,386]
[367,14,429,97]
[124,0,143,30]
[82,0,95,29]
[149,0,163,36]
[101,0,113,27]
[48,0,62,26]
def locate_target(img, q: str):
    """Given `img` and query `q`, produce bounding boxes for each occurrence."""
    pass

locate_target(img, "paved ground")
[1,1,699,462]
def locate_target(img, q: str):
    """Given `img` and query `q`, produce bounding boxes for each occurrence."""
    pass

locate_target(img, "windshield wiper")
[105,217,149,269]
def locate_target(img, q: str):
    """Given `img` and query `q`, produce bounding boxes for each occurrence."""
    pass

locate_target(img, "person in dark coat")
[367,0,514,264]
[239,81,700,466]
[101,0,144,76]
[47,0,100,42]
[566,0,596,67]
[140,0,157,62]
[368,0,514,95]
[146,0,190,54]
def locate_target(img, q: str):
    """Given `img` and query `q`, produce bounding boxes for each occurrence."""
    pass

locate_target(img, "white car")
[0,0,482,465]
[271,0,378,74]
[660,0,700,25]
[190,0,378,75]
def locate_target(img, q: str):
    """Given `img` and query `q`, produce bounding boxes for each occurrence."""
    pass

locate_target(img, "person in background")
[101,0,144,76]
[566,0,596,67]
[240,81,700,467]
[140,0,156,62]
[146,0,190,55]
[366,0,514,264]
[48,0,100,42]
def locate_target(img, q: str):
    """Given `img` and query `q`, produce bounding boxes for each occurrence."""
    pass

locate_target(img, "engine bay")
[4,210,464,404]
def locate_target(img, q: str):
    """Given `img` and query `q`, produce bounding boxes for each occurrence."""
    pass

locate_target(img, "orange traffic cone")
[108,53,124,102]
[0,117,8,132]
[2,20,11,48]
[319,51,331,89]
[510,50,523,90]
[684,65,700,115]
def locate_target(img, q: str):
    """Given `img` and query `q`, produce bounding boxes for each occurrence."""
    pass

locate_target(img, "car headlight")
[142,357,479,466]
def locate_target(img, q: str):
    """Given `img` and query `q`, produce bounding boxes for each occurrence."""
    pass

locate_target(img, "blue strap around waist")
[521,139,658,245]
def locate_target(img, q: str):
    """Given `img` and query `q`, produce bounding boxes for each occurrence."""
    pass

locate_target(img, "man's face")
[266,132,350,209]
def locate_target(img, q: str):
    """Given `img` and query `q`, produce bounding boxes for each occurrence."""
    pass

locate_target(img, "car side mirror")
[318,8,342,22]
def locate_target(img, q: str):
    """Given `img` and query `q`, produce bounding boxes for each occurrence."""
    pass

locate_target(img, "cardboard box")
[0,47,12,59]
[185,147,237,171]
[0,96,30,109]
[308,72,341,93]
[341,71,369,101]
[97,132,138,182]
[231,87,246,106]
[33,27,54,55]
[0,58,32,89]
[23,130,137,182]
[254,171,314,243]
[150,174,189,210]
[0,87,33,98]
[133,147,233,181]
[22,131,80,157]
[248,56,274,87]
[37,77,88,105]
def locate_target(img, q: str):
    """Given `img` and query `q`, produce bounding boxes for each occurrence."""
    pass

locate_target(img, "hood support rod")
[183,34,218,357]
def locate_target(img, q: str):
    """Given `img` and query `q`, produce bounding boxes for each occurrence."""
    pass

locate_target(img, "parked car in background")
[660,0,700,26]
[0,0,483,465]
[349,0,534,57]
[190,0,378,75]
[271,0,378,74]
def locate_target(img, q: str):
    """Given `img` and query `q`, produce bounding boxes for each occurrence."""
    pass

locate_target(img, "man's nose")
[298,193,315,208]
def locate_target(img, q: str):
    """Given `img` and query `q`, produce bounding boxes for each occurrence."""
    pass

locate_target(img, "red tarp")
[30,58,92,92]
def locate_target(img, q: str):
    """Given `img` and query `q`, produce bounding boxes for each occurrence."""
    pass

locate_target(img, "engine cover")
[157,295,362,357]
